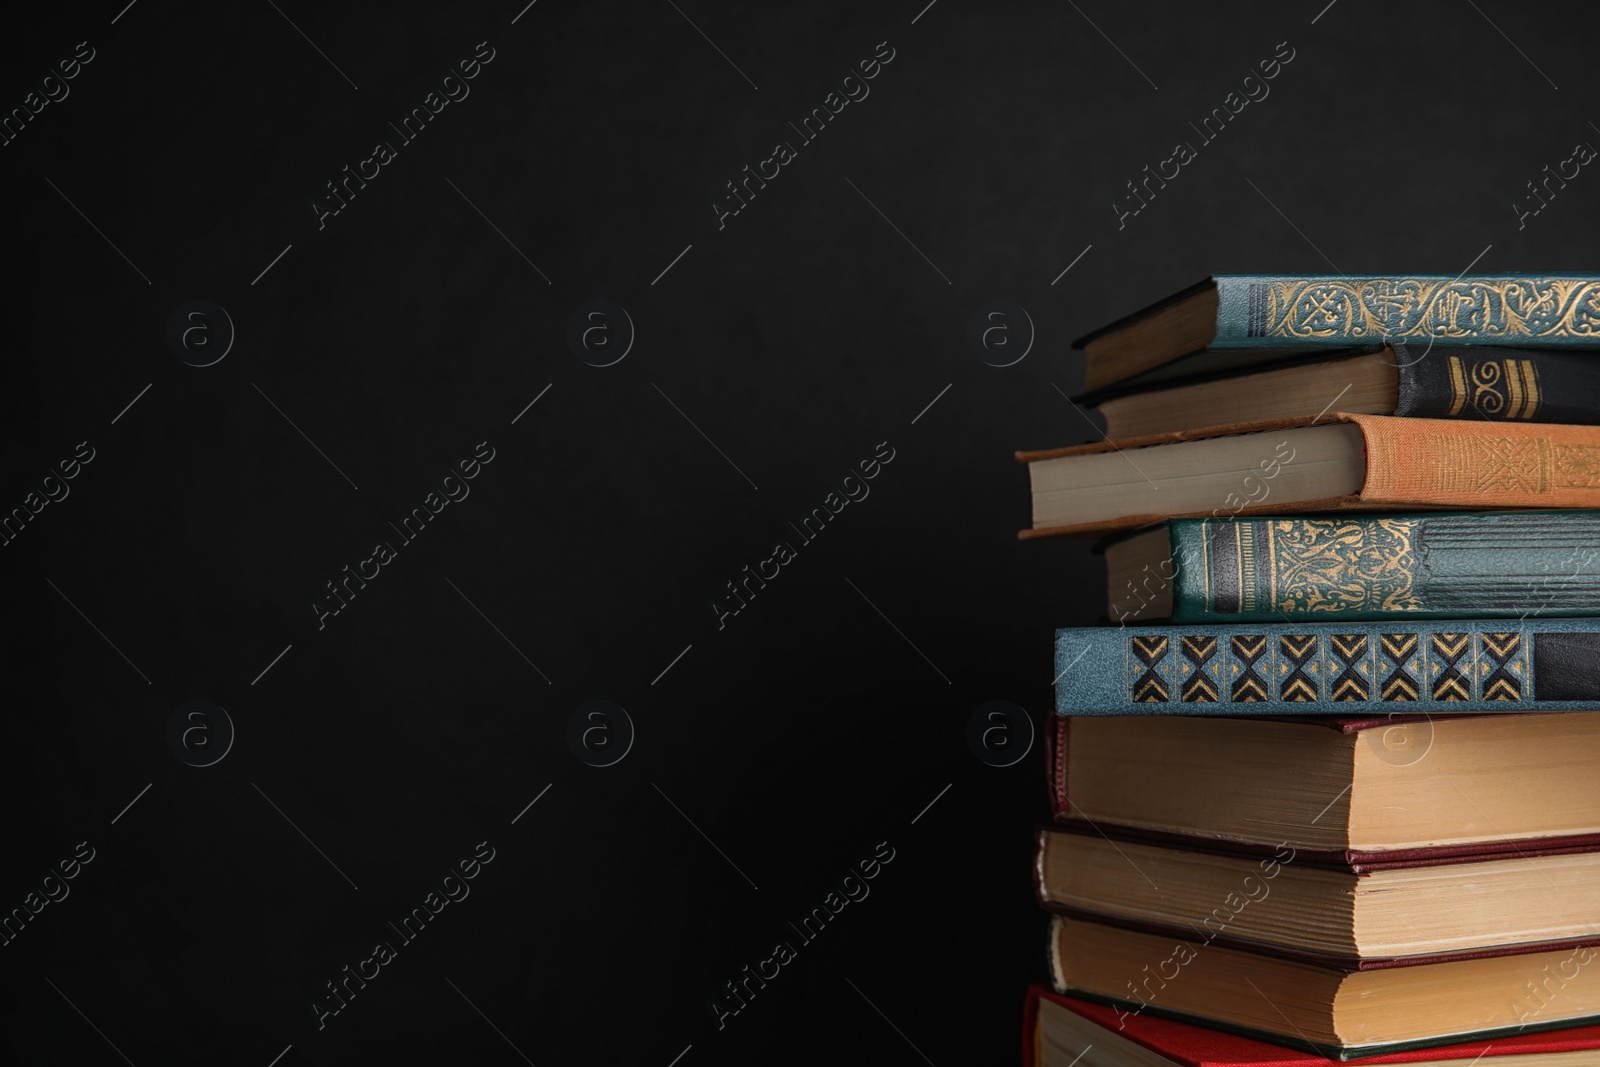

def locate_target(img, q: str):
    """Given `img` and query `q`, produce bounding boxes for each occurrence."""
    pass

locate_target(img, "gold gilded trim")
[1505,359,1525,419]
[1447,355,1468,415]
[1264,521,1276,610]
[1520,359,1542,419]
[1261,278,1600,342]
[1268,518,1421,614]
[1239,523,1257,614]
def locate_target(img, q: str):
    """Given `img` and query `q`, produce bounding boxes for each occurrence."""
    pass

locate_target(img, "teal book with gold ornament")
[1105,511,1600,623]
[1073,275,1600,393]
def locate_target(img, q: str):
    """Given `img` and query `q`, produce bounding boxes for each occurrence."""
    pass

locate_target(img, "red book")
[1025,987,1600,1067]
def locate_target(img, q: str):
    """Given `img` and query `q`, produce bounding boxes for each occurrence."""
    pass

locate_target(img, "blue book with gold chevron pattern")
[1054,618,1600,715]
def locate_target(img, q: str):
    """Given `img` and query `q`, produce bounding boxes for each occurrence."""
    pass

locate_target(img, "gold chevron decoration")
[1180,635,1220,703]
[1120,628,1534,708]
[1277,633,1320,702]
[1329,633,1370,702]
[1129,634,1171,703]
[1381,672,1420,701]
[1231,634,1267,659]
[1429,632,1472,701]
[1379,632,1423,702]
[1381,633,1418,660]
[1479,631,1526,702]
[1230,633,1271,702]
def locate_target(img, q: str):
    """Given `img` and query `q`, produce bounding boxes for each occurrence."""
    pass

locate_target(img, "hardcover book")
[1073,275,1600,393]
[1105,511,1600,623]
[1048,713,1600,852]
[1025,988,1600,1067]
[1084,346,1600,439]
[1047,914,1600,1059]
[1018,414,1600,540]
[1034,822,1600,961]
[1053,618,1600,715]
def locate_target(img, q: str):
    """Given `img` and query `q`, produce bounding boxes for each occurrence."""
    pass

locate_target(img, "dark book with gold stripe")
[1106,511,1600,623]
[1082,345,1598,439]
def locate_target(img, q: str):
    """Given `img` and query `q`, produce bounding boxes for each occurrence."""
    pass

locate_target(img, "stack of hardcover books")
[1019,275,1600,1067]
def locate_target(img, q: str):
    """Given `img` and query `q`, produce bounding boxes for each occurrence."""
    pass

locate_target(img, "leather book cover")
[1395,345,1600,423]
[1017,413,1345,464]
[1157,511,1600,622]
[1036,819,1600,874]
[1023,986,1600,1067]
[1017,413,1600,540]
[1045,713,1452,824]
[1032,823,1600,969]
[1046,916,1600,1059]
[1074,276,1600,373]
[1076,347,1387,408]
[1074,276,1600,350]
[1203,276,1600,349]
[1052,617,1600,715]
[1078,343,1600,427]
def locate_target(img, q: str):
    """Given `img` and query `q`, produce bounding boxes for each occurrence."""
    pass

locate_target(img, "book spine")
[1166,513,1600,621]
[1394,346,1600,424]
[1354,413,1600,509]
[1054,618,1600,715]
[1213,275,1600,348]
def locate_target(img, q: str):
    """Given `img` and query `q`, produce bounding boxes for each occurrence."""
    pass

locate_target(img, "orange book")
[1017,414,1600,539]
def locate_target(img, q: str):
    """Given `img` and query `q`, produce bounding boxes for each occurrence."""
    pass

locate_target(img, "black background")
[3,1,1597,1064]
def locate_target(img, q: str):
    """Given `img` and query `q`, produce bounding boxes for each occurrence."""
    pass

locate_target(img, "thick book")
[1034,822,1600,962]
[1024,987,1600,1067]
[1084,346,1600,439]
[1073,275,1600,394]
[1047,914,1600,1059]
[1105,511,1600,623]
[1018,414,1600,540]
[1053,618,1600,715]
[1047,713,1600,853]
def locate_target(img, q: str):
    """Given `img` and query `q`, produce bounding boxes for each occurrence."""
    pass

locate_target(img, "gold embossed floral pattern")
[1269,518,1422,614]
[1258,278,1600,341]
